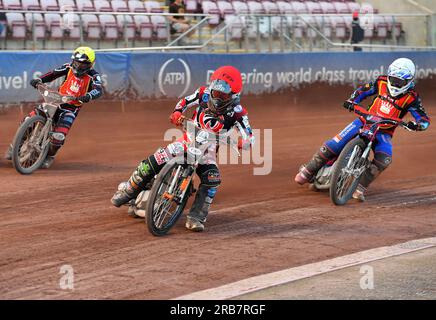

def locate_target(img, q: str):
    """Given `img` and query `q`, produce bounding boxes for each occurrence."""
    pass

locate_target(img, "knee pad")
[373,152,392,172]
[51,132,66,146]
[319,145,336,160]
[198,166,221,188]
[57,111,75,129]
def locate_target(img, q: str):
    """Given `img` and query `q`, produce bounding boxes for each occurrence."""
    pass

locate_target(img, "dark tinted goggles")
[388,76,408,88]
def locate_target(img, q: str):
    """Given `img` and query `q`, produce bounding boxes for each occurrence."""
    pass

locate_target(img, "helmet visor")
[72,60,91,71]
[211,89,232,102]
[209,79,233,114]
[388,76,409,89]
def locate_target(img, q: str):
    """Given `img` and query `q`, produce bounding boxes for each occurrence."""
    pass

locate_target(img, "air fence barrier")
[0,50,435,105]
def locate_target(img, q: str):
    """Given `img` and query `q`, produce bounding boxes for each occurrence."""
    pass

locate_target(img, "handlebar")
[350,103,409,130]
[36,83,76,105]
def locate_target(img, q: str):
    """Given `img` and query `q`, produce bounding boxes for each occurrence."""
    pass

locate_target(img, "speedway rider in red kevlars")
[294,58,430,201]
[111,66,255,232]
[5,47,103,169]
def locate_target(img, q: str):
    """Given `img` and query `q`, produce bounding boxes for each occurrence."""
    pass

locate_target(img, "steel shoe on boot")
[5,144,12,160]
[185,217,205,232]
[111,181,140,208]
[40,156,55,169]
[294,166,313,185]
[352,185,366,202]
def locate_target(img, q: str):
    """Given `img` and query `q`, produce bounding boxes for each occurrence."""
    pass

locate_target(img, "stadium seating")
[0,0,405,48]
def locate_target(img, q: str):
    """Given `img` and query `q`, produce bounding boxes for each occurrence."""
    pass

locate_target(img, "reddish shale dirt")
[0,82,435,299]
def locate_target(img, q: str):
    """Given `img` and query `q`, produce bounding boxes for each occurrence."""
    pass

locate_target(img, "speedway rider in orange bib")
[294,58,430,201]
[111,66,255,232]
[5,47,103,168]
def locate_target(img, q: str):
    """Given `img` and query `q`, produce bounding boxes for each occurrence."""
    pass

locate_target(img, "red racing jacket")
[349,75,430,135]
[173,86,255,147]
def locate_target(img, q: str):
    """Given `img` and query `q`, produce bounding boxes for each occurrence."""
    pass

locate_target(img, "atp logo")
[158,58,191,98]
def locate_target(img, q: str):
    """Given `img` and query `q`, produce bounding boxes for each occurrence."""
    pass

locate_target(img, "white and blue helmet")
[387,58,416,97]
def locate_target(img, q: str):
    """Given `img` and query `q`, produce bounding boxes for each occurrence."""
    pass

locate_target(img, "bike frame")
[347,105,405,177]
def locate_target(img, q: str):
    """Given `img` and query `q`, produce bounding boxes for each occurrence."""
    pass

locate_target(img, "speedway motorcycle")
[310,103,410,205]
[10,84,74,174]
[121,116,240,236]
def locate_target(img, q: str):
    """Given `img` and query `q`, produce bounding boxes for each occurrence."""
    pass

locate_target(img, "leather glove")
[405,121,419,131]
[238,137,252,151]
[343,100,355,112]
[170,111,184,126]
[78,94,91,103]
[30,78,42,88]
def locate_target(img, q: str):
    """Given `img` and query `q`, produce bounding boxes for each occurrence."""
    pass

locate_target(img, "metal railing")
[0,9,212,50]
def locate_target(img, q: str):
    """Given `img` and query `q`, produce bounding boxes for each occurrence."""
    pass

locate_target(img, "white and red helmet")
[208,66,243,115]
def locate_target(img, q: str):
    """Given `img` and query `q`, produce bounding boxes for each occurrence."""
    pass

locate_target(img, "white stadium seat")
[99,14,119,39]
[144,1,163,13]
[22,0,41,10]
[45,13,64,39]
[133,15,153,40]
[82,14,101,39]
[94,0,112,12]
[25,13,46,39]
[6,12,26,39]
[319,1,337,14]
[202,1,221,25]
[58,0,77,11]
[3,0,22,10]
[231,1,249,15]
[275,1,293,14]
[40,0,60,11]
[76,0,95,12]
[62,13,81,39]
[112,0,129,12]
[216,0,236,18]
[128,0,147,13]
[150,15,167,40]
[116,15,136,40]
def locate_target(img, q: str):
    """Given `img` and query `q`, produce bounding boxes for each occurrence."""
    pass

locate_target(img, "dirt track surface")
[1,84,435,299]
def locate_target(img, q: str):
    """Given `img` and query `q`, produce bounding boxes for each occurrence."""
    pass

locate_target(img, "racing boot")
[352,184,366,202]
[294,145,336,185]
[111,157,157,207]
[40,143,60,169]
[4,144,13,160]
[185,186,217,232]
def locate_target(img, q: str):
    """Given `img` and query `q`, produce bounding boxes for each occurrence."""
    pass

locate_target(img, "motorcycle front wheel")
[330,138,367,205]
[12,115,50,175]
[146,160,193,236]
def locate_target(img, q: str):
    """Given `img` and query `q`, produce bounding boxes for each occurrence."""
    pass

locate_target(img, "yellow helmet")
[71,46,95,77]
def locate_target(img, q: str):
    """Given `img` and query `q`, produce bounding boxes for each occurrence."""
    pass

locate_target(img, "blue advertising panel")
[0,51,435,104]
